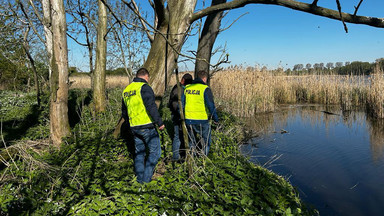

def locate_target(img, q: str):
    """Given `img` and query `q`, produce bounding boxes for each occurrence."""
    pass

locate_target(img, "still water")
[241,105,384,216]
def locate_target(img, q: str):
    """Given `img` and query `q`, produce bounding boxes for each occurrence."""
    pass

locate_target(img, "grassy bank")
[0,89,317,215]
[210,66,384,118]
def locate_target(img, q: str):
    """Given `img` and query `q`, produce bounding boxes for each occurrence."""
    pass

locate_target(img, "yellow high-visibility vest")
[184,83,209,120]
[122,82,153,127]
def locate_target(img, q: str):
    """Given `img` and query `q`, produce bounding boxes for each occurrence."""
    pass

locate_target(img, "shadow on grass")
[1,104,42,145]
[68,90,92,128]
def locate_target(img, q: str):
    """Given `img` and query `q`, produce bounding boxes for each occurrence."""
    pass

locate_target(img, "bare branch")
[82,12,97,28]
[66,33,88,46]
[18,1,46,44]
[111,27,132,78]
[101,0,149,33]
[130,0,154,42]
[191,0,384,28]
[353,0,364,17]
[335,0,348,33]
[219,12,248,33]
[28,0,44,24]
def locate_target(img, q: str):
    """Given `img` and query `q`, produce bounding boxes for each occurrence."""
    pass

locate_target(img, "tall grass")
[210,65,383,118]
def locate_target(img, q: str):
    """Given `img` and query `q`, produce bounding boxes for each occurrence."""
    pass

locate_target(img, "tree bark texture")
[195,0,226,84]
[144,0,197,96]
[49,0,70,147]
[42,0,53,79]
[93,0,108,113]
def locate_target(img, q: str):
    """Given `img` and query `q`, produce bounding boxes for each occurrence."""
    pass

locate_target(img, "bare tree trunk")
[42,0,53,79]
[144,0,197,96]
[49,0,70,147]
[22,28,41,106]
[93,0,108,113]
[195,0,226,84]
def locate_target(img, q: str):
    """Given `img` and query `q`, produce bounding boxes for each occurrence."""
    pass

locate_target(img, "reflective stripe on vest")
[122,82,153,127]
[184,83,209,120]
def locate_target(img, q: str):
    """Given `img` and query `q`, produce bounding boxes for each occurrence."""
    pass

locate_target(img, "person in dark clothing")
[168,73,193,161]
[182,70,219,156]
[122,68,165,183]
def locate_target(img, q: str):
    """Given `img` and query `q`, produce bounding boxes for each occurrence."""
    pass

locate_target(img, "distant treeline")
[286,58,384,76]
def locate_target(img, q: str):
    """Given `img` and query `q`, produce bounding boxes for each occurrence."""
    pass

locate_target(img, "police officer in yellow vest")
[182,70,219,156]
[122,68,165,183]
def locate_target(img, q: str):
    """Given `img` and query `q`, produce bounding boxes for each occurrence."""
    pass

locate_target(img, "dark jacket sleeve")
[121,98,129,122]
[168,85,179,113]
[141,84,164,126]
[204,87,219,122]
[181,90,186,113]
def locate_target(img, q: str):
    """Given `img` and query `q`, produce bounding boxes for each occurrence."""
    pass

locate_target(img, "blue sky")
[184,0,384,70]
[68,0,384,71]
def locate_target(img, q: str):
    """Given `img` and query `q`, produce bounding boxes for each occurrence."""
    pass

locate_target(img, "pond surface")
[241,105,384,216]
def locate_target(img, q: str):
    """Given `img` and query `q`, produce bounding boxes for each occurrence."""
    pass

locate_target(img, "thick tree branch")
[153,0,166,28]
[191,0,384,28]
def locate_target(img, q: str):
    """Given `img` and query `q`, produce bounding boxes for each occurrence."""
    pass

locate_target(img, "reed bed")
[68,66,384,119]
[211,68,275,116]
[367,66,384,118]
[69,75,130,89]
[210,67,380,117]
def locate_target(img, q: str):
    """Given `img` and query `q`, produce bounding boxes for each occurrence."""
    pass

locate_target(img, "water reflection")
[368,118,384,162]
[246,105,384,163]
[242,105,384,216]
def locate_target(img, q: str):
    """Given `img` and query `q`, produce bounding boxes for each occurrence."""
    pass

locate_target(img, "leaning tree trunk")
[23,35,41,106]
[144,0,197,96]
[93,0,108,113]
[195,0,226,84]
[49,0,70,147]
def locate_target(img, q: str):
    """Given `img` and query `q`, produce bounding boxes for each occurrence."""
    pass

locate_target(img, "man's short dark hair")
[182,73,193,85]
[136,68,149,78]
[197,70,208,79]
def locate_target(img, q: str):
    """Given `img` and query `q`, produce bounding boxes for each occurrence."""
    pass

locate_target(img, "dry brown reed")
[367,65,384,118]
[210,66,374,117]
[211,67,275,116]
[69,75,130,89]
